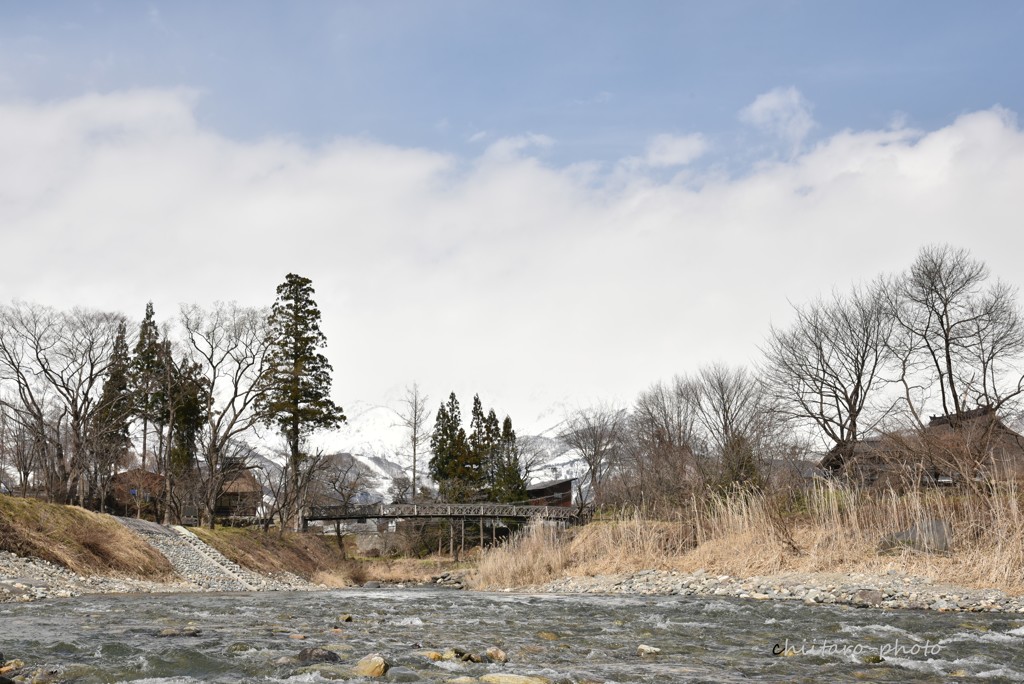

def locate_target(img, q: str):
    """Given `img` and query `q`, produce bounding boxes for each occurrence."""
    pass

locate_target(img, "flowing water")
[2,588,1024,682]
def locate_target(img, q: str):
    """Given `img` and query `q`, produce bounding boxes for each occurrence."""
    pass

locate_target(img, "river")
[2,588,1023,682]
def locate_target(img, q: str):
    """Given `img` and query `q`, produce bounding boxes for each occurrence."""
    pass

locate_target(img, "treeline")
[427,392,527,503]
[0,274,352,529]
[559,245,1024,510]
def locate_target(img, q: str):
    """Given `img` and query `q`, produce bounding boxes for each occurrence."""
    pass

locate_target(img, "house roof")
[820,406,1024,472]
[526,477,576,492]
[221,469,261,494]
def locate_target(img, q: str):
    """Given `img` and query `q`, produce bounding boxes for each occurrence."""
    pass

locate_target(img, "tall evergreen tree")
[257,274,346,524]
[88,321,133,511]
[151,348,211,524]
[483,408,502,490]
[429,392,473,501]
[166,356,209,478]
[466,394,490,489]
[128,302,163,471]
[493,415,527,502]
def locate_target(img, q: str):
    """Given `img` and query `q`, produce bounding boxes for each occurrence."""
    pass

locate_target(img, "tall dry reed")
[473,520,570,589]
[475,481,1024,593]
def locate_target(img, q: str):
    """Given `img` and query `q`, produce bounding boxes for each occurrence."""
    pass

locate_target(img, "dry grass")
[474,483,1024,594]
[312,557,472,587]
[189,526,350,580]
[0,495,176,579]
[474,521,570,589]
[190,526,469,587]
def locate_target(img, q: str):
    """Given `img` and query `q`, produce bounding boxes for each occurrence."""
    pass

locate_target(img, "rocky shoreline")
[526,568,1024,613]
[6,539,1024,615]
[0,550,187,602]
[0,548,316,604]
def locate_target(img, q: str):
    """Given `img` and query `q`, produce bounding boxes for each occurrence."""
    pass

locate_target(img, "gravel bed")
[527,568,1024,613]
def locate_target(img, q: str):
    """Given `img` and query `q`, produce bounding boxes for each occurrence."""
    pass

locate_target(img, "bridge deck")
[305,502,584,522]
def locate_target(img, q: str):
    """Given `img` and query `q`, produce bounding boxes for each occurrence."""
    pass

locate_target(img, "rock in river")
[480,675,552,684]
[297,647,341,663]
[486,646,509,663]
[353,653,390,677]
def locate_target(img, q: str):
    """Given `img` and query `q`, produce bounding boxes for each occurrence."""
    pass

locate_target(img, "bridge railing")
[304,501,585,522]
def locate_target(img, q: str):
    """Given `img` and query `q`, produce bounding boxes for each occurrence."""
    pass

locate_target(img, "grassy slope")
[189,526,472,586]
[0,495,176,579]
[188,526,350,581]
[0,495,470,586]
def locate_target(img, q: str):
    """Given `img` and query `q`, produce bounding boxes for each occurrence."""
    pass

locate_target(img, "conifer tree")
[89,321,133,511]
[483,408,502,491]
[257,274,346,524]
[166,357,209,478]
[429,392,473,501]
[466,394,490,489]
[493,415,527,502]
[129,302,163,471]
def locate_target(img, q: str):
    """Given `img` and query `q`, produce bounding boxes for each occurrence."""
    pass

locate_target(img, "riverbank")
[473,488,1024,614]
[527,568,1024,613]
[5,492,1024,615]
[0,496,474,602]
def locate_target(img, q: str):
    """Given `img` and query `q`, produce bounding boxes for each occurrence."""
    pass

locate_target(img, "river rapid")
[2,588,1024,683]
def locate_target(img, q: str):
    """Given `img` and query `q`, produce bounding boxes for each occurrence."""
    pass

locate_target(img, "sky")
[2,2,1024,452]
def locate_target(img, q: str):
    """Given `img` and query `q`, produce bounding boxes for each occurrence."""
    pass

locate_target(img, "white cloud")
[2,90,1024,440]
[481,133,554,161]
[643,133,708,167]
[739,86,816,152]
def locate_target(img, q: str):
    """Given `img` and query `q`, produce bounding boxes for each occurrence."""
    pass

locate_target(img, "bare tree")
[393,383,430,502]
[316,452,379,510]
[763,282,893,458]
[388,474,412,503]
[516,434,560,485]
[621,376,705,509]
[693,364,783,489]
[558,404,626,505]
[255,444,330,535]
[180,302,272,527]
[0,303,123,504]
[313,452,379,552]
[890,245,1024,423]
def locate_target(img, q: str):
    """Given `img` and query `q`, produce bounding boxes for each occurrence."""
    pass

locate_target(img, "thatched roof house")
[215,468,262,517]
[820,407,1024,487]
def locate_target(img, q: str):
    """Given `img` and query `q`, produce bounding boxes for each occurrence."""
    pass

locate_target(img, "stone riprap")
[0,549,186,602]
[0,517,316,603]
[116,518,311,592]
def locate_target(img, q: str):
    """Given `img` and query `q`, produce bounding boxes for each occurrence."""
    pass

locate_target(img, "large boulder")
[881,519,951,553]
[353,653,390,677]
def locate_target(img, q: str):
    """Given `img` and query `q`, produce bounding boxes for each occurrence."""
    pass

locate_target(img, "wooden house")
[525,477,575,507]
[215,468,263,518]
[820,407,1024,487]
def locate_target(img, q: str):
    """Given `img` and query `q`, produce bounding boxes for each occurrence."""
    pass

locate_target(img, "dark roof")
[821,406,1024,472]
[927,405,996,428]
[526,477,576,492]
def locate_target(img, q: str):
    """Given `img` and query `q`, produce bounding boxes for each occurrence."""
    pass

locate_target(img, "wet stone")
[353,653,390,677]
[297,647,340,663]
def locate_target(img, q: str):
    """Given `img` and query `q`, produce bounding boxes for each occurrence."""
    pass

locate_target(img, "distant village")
[3,246,1024,557]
